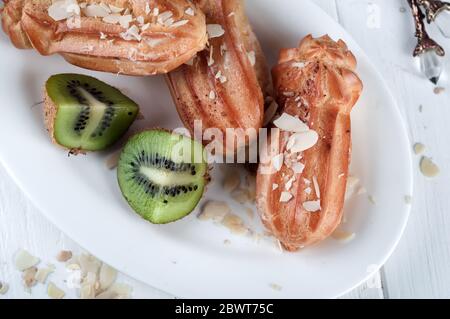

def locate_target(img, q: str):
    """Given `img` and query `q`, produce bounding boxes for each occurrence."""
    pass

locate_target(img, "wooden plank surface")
[1,0,449,299]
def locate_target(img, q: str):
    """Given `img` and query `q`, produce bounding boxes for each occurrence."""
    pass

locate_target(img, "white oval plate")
[0,0,412,298]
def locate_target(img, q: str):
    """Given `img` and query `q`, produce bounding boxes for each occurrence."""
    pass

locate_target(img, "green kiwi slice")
[117,129,208,224]
[45,74,139,152]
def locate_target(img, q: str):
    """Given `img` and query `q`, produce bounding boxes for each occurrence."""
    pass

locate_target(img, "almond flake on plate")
[99,263,118,290]
[413,143,425,155]
[221,213,248,235]
[273,113,309,133]
[303,200,321,212]
[198,201,230,222]
[15,249,40,271]
[223,173,240,193]
[207,24,225,38]
[332,229,356,243]
[22,266,38,287]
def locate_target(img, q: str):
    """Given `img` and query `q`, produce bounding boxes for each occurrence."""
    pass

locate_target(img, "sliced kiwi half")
[117,129,208,224]
[44,74,139,152]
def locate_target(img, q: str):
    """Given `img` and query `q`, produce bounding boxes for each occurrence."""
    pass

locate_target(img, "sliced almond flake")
[136,16,145,25]
[80,282,96,299]
[102,13,121,24]
[271,153,284,172]
[283,91,295,97]
[413,143,425,155]
[48,0,80,21]
[303,200,321,212]
[79,254,101,276]
[145,3,151,15]
[228,12,235,17]
[273,113,309,133]
[109,5,124,13]
[84,4,110,17]
[272,183,279,190]
[15,249,40,271]
[207,45,215,66]
[287,130,319,153]
[332,229,356,242]
[245,207,255,219]
[221,214,248,235]
[123,8,130,15]
[304,187,312,195]
[215,70,222,79]
[171,19,189,27]
[231,189,251,204]
[338,173,345,179]
[209,90,216,100]
[47,282,65,299]
[247,51,256,66]
[99,32,107,39]
[223,174,240,193]
[292,162,305,174]
[185,7,195,16]
[141,23,151,31]
[99,3,112,13]
[22,266,38,288]
[0,282,9,295]
[292,61,307,68]
[280,191,293,203]
[269,283,283,291]
[163,17,174,27]
[157,11,173,24]
[285,176,296,191]
[56,250,72,262]
[198,201,230,222]
[119,14,133,29]
[207,24,225,38]
[35,266,55,284]
[220,43,227,55]
[153,7,159,16]
[420,156,440,178]
[303,178,311,185]
[121,25,142,41]
[312,176,320,198]
[99,264,117,290]
[263,100,279,126]
[219,75,227,83]
[96,283,132,299]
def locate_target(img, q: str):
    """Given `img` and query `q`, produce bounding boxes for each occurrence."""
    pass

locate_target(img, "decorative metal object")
[418,0,450,38]
[408,0,445,84]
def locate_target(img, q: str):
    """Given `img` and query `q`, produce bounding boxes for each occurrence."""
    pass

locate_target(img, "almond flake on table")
[420,156,440,178]
[207,24,225,38]
[56,250,73,262]
[280,191,293,203]
[198,201,230,222]
[47,282,65,299]
[273,113,309,132]
[303,200,321,212]
[286,130,319,153]
[221,213,249,235]
[0,282,9,295]
[413,143,425,155]
[15,249,40,271]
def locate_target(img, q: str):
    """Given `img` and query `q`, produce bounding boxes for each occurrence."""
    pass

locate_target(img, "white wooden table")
[1,0,450,299]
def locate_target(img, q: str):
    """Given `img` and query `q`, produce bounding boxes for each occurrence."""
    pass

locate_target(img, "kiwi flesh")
[44,74,139,152]
[117,129,208,224]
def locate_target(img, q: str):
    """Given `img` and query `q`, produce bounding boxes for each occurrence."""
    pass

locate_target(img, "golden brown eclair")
[1,0,207,76]
[256,35,363,251]
[166,0,269,151]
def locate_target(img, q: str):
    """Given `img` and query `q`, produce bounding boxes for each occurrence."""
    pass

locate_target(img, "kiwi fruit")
[117,129,208,224]
[44,74,139,152]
